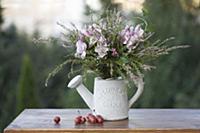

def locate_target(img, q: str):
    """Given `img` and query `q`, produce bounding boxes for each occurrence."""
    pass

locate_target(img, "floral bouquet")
[45,11,188,86]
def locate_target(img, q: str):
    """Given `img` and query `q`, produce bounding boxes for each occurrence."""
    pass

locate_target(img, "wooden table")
[4,109,200,133]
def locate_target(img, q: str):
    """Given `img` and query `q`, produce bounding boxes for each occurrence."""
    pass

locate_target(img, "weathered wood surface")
[4,109,200,133]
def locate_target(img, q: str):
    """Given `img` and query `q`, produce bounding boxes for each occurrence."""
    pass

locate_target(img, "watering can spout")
[67,75,94,110]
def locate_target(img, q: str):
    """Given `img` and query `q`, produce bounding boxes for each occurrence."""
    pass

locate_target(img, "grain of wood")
[4,109,200,133]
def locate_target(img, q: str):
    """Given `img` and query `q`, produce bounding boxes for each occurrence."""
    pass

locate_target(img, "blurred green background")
[1,0,200,132]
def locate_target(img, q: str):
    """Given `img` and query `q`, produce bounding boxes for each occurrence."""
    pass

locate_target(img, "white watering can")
[68,75,144,120]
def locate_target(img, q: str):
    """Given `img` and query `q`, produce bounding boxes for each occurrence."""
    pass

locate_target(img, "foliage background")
[0,0,200,132]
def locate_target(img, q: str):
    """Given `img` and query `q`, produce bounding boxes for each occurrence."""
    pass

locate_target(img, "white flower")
[75,40,87,59]
[95,44,109,58]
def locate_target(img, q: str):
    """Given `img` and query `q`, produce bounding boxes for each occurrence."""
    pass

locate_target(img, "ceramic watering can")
[68,75,144,120]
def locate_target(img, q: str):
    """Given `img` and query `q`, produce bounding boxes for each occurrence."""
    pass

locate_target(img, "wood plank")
[4,109,200,133]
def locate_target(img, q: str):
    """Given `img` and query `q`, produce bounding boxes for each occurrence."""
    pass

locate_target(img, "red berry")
[80,117,86,124]
[74,116,82,125]
[96,115,104,124]
[74,118,81,125]
[96,115,104,120]
[54,116,61,124]
[76,115,82,119]
[86,114,97,124]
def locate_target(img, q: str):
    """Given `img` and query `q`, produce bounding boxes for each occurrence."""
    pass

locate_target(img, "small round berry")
[86,114,97,124]
[96,115,104,124]
[54,116,61,124]
[80,116,86,124]
[76,115,82,119]
[74,116,82,125]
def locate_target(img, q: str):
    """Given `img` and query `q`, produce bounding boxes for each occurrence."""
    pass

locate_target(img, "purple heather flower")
[95,44,109,58]
[75,40,87,59]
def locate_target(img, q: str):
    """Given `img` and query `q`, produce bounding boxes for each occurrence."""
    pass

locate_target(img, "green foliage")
[0,25,70,132]
[0,0,3,27]
[16,54,39,113]
[100,0,119,10]
[0,25,22,132]
[140,0,200,108]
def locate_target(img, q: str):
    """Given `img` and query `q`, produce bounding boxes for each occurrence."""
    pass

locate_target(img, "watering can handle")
[128,74,144,108]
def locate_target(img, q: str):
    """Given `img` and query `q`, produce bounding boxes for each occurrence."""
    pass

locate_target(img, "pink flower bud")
[111,48,118,57]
